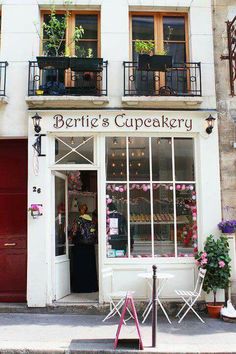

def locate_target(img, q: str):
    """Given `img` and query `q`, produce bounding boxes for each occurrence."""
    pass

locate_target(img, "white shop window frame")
[47,132,200,267]
[101,132,200,264]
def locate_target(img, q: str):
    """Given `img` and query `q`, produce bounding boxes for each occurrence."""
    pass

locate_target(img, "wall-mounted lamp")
[32,112,42,133]
[205,114,216,134]
[32,113,45,157]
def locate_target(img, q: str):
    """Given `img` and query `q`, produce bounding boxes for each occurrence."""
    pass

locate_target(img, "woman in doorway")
[71,204,98,293]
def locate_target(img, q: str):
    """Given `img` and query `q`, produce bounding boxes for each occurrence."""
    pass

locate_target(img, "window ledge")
[122,96,203,108]
[0,96,8,105]
[25,95,109,109]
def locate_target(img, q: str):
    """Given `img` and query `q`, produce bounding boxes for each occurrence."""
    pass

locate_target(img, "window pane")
[176,184,197,257]
[132,16,154,40]
[75,41,97,58]
[55,137,94,164]
[55,176,66,256]
[152,138,172,181]
[165,43,186,63]
[106,137,127,181]
[106,184,128,258]
[163,17,185,41]
[174,138,195,181]
[130,183,152,257]
[129,137,150,181]
[153,184,175,257]
[75,15,98,39]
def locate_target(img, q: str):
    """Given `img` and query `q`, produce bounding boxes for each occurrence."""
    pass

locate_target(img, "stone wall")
[213,0,236,302]
[213,0,236,220]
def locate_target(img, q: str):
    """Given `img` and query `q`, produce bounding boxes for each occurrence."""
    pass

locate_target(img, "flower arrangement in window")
[195,234,231,316]
[218,220,236,234]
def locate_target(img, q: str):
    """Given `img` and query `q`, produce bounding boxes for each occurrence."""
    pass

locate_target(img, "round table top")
[138,272,174,280]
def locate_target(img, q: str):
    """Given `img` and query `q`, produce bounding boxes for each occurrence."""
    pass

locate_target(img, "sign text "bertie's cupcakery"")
[53,113,193,131]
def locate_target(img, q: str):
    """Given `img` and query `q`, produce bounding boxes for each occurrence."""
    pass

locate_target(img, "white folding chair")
[175,268,206,323]
[102,268,134,324]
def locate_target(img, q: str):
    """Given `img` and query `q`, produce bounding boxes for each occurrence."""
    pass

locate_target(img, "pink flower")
[201,258,208,265]
[195,260,200,266]
[194,247,198,253]
[201,252,207,259]
[192,234,197,240]
[219,260,225,268]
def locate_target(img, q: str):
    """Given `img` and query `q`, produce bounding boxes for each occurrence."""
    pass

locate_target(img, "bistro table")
[138,272,174,324]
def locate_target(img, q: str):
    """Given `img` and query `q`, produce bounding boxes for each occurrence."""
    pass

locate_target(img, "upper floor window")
[131,14,187,64]
[41,12,100,57]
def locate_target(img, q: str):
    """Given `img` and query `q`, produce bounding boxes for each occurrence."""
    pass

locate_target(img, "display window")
[105,137,197,258]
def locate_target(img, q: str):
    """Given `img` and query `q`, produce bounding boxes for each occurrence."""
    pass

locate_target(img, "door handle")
[4,243,16,247]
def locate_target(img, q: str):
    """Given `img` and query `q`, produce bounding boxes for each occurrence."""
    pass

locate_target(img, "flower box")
[36,56,70,70]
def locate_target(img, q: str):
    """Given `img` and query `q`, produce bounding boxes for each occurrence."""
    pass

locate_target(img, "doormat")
[116,338,140,349]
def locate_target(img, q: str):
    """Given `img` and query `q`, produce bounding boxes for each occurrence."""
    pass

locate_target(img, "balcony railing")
[28,60,108,96]
[123,61,202,97]
[0,62,8,96]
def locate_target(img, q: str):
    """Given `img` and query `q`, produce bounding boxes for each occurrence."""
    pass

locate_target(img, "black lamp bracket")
[32,134,46,157]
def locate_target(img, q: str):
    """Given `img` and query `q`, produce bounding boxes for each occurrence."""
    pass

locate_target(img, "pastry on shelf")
[140,214,145,222]
[153,214,157,222]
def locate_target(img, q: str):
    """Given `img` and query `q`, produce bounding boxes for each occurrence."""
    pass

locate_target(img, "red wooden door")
[0,140,27,302]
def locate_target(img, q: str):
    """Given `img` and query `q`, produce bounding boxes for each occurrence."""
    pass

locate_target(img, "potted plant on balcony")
[195,234,231,318]
[35,2,84,70]
[134,40,172,72]
[70,46,103,73]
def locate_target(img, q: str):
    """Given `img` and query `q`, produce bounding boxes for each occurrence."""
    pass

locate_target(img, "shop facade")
[27,109,221,307]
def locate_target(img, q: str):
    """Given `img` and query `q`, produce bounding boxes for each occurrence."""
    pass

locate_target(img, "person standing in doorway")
[71,204,98,293]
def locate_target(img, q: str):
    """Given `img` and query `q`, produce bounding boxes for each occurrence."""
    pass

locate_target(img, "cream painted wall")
[0,0,221,306]
[0,0,215,139]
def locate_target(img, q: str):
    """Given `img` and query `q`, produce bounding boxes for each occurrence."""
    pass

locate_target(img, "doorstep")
[0,301,206,316]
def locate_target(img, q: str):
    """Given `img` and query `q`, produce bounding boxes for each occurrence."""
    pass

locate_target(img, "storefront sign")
[52,113,193,132]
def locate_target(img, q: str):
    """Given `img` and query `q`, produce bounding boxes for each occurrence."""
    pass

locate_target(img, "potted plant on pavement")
[195,234,231,318]
[218,220,236,234]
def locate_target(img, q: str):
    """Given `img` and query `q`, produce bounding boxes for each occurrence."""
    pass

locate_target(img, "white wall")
[0,0,220,306]
[0,0,215,139]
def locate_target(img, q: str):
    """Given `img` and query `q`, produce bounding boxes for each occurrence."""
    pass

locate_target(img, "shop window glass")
[105,137,196,259]
[130,183,152,257]
[153,184,174,257]
[176,184,197,257]
[55,136,94,164]
[174,138,194,181]
[106,184,128,258]
[106,137,127,181]
[152,138,172,181]
[129,137,150,181]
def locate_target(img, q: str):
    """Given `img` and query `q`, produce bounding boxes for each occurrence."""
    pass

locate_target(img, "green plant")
[156,49,168,55]
[134,40,154,55]
[195,235,231,305]
[35,0,84,56]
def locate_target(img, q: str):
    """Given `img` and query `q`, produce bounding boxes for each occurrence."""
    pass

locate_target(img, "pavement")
[0,311,236,353]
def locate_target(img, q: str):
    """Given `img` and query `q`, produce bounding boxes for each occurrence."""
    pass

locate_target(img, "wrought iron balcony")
[28,60,108,96]
[0,62,8,96]
[123,61,202,97]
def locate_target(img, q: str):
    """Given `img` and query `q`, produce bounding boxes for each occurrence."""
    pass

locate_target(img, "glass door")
[54,171,70,300]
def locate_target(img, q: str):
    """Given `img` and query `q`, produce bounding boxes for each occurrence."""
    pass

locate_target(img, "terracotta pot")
[206,303,223,318]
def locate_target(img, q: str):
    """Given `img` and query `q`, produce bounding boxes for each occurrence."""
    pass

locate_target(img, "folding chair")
[175,268,206,323]
[102,268,135,324]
